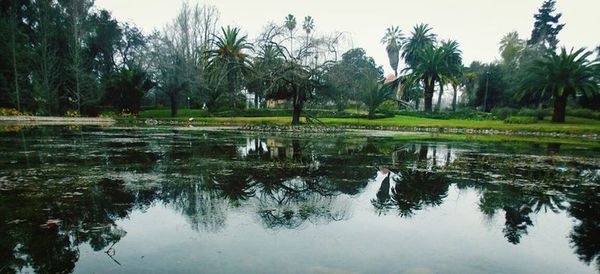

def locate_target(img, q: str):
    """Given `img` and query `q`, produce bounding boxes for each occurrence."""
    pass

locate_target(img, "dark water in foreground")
[0,126,599,274]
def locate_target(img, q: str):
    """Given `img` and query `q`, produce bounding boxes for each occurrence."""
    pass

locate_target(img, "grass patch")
[321,115,600,134]
[392,132,600,147]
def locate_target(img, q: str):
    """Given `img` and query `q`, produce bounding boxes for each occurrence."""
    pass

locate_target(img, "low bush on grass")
[398,108,494,120]
[516,108,551,120]
[567,108,600,120]
[0,108,25,116]
[504,116,538,124]
[492,107,518,120]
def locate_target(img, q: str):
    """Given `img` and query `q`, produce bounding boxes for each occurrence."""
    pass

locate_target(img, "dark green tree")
[528,0,564,50]
[517,48,599,122]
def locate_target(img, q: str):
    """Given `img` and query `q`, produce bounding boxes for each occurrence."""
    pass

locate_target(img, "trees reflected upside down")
[0,128,599,273]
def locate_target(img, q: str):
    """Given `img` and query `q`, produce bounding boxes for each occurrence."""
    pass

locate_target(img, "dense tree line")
[0,0,598,123]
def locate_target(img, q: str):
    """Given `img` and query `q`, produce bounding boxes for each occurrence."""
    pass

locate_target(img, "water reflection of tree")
[372,143,452,217]
[162,177,229,233]
[391,168,449,217]
[0,178,154,274]
[568,171,600,271]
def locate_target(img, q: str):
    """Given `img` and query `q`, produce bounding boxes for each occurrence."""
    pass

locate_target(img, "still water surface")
[0,126,599,274]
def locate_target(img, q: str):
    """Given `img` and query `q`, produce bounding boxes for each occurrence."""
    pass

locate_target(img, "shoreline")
[1,115,599,141]
[0,116,115,125]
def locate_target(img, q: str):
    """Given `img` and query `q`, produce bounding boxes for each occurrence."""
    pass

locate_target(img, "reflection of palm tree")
[502,206,533,245]
[371,171,394,215]
[526,190,566,213]
[389,168,449,217]
[568,174,600,270]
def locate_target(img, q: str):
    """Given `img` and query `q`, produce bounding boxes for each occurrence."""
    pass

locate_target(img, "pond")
[0,126,599,274]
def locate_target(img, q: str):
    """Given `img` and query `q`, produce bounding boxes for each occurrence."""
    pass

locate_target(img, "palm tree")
[284,14,297,54]
[499,31,526,65]
[410,45,445,112]
[206,26,253,109]
[247,44,284,108]
[381,26,404,76]
[360,80,395,119]
[302,16,315,46]
[435,40,462,111]
[402,23,437,68]
[518,47,598,122]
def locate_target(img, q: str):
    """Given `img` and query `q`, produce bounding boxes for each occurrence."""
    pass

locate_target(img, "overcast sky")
[95,0,600,75]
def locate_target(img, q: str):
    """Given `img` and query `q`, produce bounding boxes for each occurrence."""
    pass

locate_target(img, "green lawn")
[135,108,600,135]
[321,115,600,134]
[391,132,600,147]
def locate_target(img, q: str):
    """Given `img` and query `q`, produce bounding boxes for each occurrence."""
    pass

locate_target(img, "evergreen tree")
[528,0,564,50]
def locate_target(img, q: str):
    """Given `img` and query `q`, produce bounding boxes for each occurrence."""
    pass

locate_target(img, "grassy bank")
[391,132,600,147]
[136,110,600,135]
[321,115,600,134]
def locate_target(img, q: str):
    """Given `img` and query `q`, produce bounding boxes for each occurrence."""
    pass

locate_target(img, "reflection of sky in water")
[1,127,598,274]
[74,182,587,274]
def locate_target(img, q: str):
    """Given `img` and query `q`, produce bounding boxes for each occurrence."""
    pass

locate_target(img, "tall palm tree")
[436,40,462,111]
[206,26,253,108]
[302,16,315,46]
[499,31,526,65]
[518,47,599,122]
[284,14,297,54]
[410,45,445,112]
[402,23,436,68]
[381,26,403,76]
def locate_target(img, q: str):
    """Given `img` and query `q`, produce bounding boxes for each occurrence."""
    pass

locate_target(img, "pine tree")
[528,0,565,50]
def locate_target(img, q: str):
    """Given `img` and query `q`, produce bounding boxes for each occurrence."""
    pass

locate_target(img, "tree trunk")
[368,110,374,120]
[552,94,567,123]
[11,22,20,111]
[291,104,301,125]
[436,83,444,112]
[452,84,458,111]
[170,94,178,117]
[254,94,259,108]
[423,78,435,112]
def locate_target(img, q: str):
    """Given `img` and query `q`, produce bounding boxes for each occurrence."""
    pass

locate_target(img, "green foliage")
[504,116,538,124]
[381,26,404,75]
[528,0,564,50]
[104,68,153,114]
[206,26,253,110]
[399,108,493,121]
[360,81,395,119]
[518,48,599,122]
[492,107,518,120]
[322,48,383,111]
[568,108,600,120]
[516,108,551,120]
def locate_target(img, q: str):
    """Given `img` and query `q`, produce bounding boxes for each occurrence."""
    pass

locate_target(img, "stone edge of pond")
[135,119,600,140]
[0,115,115,125]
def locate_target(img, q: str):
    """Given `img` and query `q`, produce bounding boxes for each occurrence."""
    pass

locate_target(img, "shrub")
[377,100,400,117]
[492,107,518,120]
[504,116,537,124]
[0,108,23,116]
[398,108,494,121]
[517,108,550,120]
[568,108,600,120]
[65,110,80,117]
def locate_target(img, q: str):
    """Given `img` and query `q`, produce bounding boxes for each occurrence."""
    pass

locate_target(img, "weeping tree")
[517,47,599,122]
[264,59,325,124]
